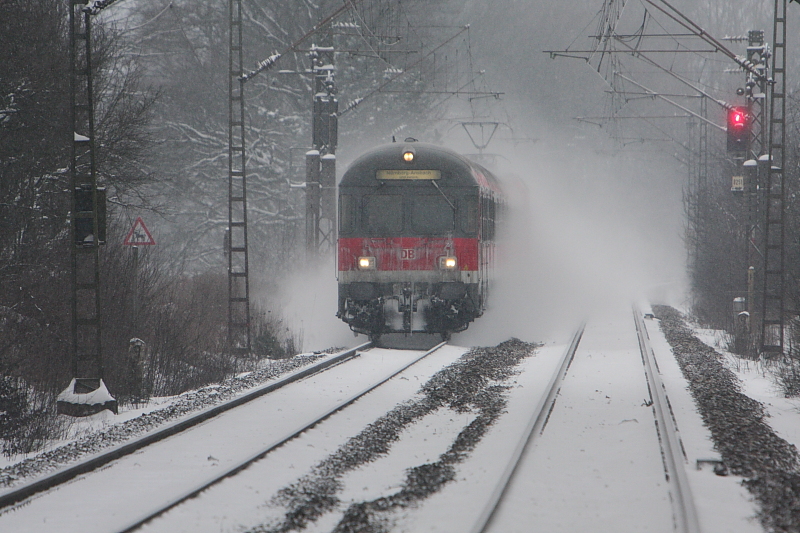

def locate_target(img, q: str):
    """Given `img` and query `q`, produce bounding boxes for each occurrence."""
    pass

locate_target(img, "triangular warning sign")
[123,217,156,246]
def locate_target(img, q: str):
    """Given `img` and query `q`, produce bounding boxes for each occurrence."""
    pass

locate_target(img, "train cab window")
[460,196,478,235]
[480,195,495,240]
[339,194,357,235]
[487,196,495,240]
[410,195,454,235]
[364,195,402,234]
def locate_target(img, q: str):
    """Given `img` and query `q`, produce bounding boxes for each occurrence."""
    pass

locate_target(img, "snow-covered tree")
[0,0,156,396]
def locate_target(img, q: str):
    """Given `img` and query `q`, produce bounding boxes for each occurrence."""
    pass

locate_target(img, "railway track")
[0,342,452,533]
[471,310,701,533]
[116,341,447,533]
[1,313,709,532]
[633,307,701,533]
[469,325,585,533]
[0,343,371,512]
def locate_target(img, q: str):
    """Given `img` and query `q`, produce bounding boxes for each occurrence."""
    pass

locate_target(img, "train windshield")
[364,195,402,235]
[460,195,478,235]
[410,195,454,235]
[339,194,357,234]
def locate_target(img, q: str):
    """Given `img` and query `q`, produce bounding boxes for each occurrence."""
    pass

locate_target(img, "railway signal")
[59,0,117,416]
[726,106,750,152]
[73,185,107,246]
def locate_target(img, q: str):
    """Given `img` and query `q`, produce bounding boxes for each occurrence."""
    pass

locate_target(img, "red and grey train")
[337,139,503,340]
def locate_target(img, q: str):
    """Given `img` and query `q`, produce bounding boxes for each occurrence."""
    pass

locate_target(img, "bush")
[775,357,800,398]
[0,377,67,457]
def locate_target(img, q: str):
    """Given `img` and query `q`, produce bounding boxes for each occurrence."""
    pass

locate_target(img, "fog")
[274,0,721,347]
[272,260,361,353]
[278,128,688,349]
[456,132,687,346]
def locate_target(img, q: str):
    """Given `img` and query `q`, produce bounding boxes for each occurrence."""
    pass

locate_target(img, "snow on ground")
[133,345,472,533]
[695,328,800,468]
[400,342,571,532]
[486,311,673,532]
[645,311,762,533]
[0,355,327,480]
[2,307,787,532]
[0,395,179,470]
[0,348,467,533]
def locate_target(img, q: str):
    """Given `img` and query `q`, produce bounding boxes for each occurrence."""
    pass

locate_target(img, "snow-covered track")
[471,325,585,533]
[633,307,701,533]
[115,340,448,533]
[0,342,371,512]
[476,310,704,532]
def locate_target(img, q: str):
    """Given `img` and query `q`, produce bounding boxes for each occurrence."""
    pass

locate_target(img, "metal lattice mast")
[61,0,116,415]
[686,118,699,280]
[306,22,338,256]
[745,30,769,335]
[746,31,768,159]
[760,0,788,353]
[228,0,251,352]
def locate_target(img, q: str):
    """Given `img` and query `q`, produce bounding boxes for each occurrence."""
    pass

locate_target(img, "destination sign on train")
[376,169,441,180]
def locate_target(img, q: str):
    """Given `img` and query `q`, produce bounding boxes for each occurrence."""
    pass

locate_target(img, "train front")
[337,140,499,340]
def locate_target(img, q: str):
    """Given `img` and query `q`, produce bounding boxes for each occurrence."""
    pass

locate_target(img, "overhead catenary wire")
[243,1,488,106]
[336,25,472,119]
[614,71,725,131]
[642,0,767,82]
[339,2,506,131]
[546,0,753,150]
[242,0,366,82]
[240,0,506,150]
[611,36,734,112]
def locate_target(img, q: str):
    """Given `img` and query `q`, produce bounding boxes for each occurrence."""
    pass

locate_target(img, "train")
[336,139,504,341]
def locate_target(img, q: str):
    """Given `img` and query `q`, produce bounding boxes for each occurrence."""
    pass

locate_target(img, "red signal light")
[727,106,749,151]
[730,109,746,127]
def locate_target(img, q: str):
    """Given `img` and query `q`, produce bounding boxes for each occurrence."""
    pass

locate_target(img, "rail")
[116,341,448,532]
[0,342,372,511]
[471,325,585,533]
[633,307,701,533]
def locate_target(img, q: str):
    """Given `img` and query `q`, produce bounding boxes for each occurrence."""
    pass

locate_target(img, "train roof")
[340,141,503,194]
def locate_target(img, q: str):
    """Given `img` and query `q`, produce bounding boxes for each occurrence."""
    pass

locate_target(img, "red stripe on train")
[338,237,479,271]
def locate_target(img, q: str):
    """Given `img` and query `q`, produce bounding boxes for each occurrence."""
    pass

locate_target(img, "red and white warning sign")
[123,217,156,246]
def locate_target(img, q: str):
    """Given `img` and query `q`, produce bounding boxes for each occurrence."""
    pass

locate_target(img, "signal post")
[729,30,770,354]
[58,0,117,416]
[306,23,338,256]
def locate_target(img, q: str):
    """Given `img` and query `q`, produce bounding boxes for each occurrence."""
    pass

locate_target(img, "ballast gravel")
[248,338,538,533]
[653,305,800,533]
[0,354,326,489]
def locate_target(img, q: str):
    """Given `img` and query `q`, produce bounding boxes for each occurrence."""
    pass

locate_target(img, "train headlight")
[439,256,457,270]
[358,256,376,270]
[402,145,416,162]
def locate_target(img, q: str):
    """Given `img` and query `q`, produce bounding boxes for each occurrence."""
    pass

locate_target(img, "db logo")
[400,248,416,260]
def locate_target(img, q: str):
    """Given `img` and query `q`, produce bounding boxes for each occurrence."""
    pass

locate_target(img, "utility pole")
[227,0,251,353]
[760,0,788,353]
[306,22,338,257]
[58,0,116,416]
[740,30,769,348]
[745,31,769,159]
[237,5,353,266]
